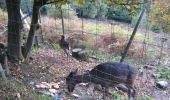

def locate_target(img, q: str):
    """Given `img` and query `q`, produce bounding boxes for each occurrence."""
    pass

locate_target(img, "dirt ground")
[10,44,169,100]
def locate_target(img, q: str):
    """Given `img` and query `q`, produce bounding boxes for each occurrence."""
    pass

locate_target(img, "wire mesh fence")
[0,2,170,99]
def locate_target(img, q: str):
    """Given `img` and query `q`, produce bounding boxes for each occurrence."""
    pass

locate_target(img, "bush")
[47,4,78,19]
[0,0,6,10]
[151,25,161,33]
[131,12,150,28]
[96,3,108,19]
[75,0,108,19]
[52,43,60,50]
[107,7,132,23]
[20,0,32,13]
[76,2,97,19]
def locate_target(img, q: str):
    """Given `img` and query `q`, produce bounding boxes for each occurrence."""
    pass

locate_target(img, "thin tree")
[120,9,145,62]
[23,0,47,61]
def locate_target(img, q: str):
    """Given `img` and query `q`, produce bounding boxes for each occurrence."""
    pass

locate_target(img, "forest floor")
[1,19,170,100]
[2,44,168,100]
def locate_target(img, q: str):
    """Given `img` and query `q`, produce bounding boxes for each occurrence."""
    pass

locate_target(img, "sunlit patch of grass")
[138,95,154,100]
[158,69,170,79]
[0,80,52,100]
[43,17,156,45]
[112,92,128,100]
[84,23,108,34]
[32,45,39,52]
[52,43,60,50]
[112,92,154,100]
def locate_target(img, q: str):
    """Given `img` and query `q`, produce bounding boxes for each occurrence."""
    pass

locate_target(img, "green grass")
[52,43,60,50]
[112,92,126,100]
[138,95,154,100]
[157,69,170,79]
[84,23,108,34]
[83,21,156,44]
[0,80,52,100]
[112,92,154,100]
[32,45,39,52]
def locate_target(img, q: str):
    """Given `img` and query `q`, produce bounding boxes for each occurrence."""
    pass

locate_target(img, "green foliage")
[47,4,77,19]
[52,43,60,50]
[0,0,6,10]
[138,95,154,100]
[158,69,170,79]
[149,0,170,34]
[76,1,97,18]
[40,6,48,15]
[112,92,128,100]
[0,81,52,100]
[151,25,161,33]
[32,45,39,52]
[107,7,132,23]
[74,0,108,19]
[20,0,32,13]
[96,2,108,19]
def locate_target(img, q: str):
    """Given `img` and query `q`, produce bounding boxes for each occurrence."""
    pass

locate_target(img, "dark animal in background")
[0,43,9,75]
[66,62,137,99]
[59,35,69,55]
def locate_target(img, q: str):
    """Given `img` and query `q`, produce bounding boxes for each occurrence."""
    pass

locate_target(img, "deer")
[0,43,10,76]
[59,35,70,56]
[66,62,137,99]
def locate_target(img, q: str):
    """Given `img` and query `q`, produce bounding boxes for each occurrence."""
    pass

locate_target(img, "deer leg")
[4,55,10,76]
[63,49,69,56]
[131,86,136,100]
[126,85,136,100]
[102,86,108,100]
[128,88,131,100]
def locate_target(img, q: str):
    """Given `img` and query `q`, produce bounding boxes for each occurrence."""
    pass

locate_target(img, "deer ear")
[68,72,74,77]
[69,69,77,77]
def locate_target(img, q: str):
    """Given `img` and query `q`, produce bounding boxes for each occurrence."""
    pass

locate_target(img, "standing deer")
[66,62,137,99]
[59,35,69,56]
[0,43,9,76]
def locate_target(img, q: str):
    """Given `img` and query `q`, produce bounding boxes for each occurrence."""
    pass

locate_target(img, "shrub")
[0,0,6,10]
[96,3,108,19]
[52,43,60,50]
[107,7,132,23]
[47,4,78,19]
[112,92,125,100]
[158,69,170,79]
[151,25,161,33]
[75,0,108,19]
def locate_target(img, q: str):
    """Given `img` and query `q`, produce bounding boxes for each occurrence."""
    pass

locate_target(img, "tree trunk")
[120,9,145,62]
[6,0,22,63]
[23,0,46,61]
[61,8,65,35]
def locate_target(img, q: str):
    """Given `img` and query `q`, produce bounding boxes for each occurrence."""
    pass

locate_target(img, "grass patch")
[138,95,154,100]
[84,23,107,34]
[52,43,60,50]
[32,45,39,52]
[0,80,52,100]
[158,69,170,79]
[112,92,123,100]
[112,92,154,100]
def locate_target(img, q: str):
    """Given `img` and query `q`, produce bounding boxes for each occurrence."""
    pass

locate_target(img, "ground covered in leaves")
[1,44,169,100]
